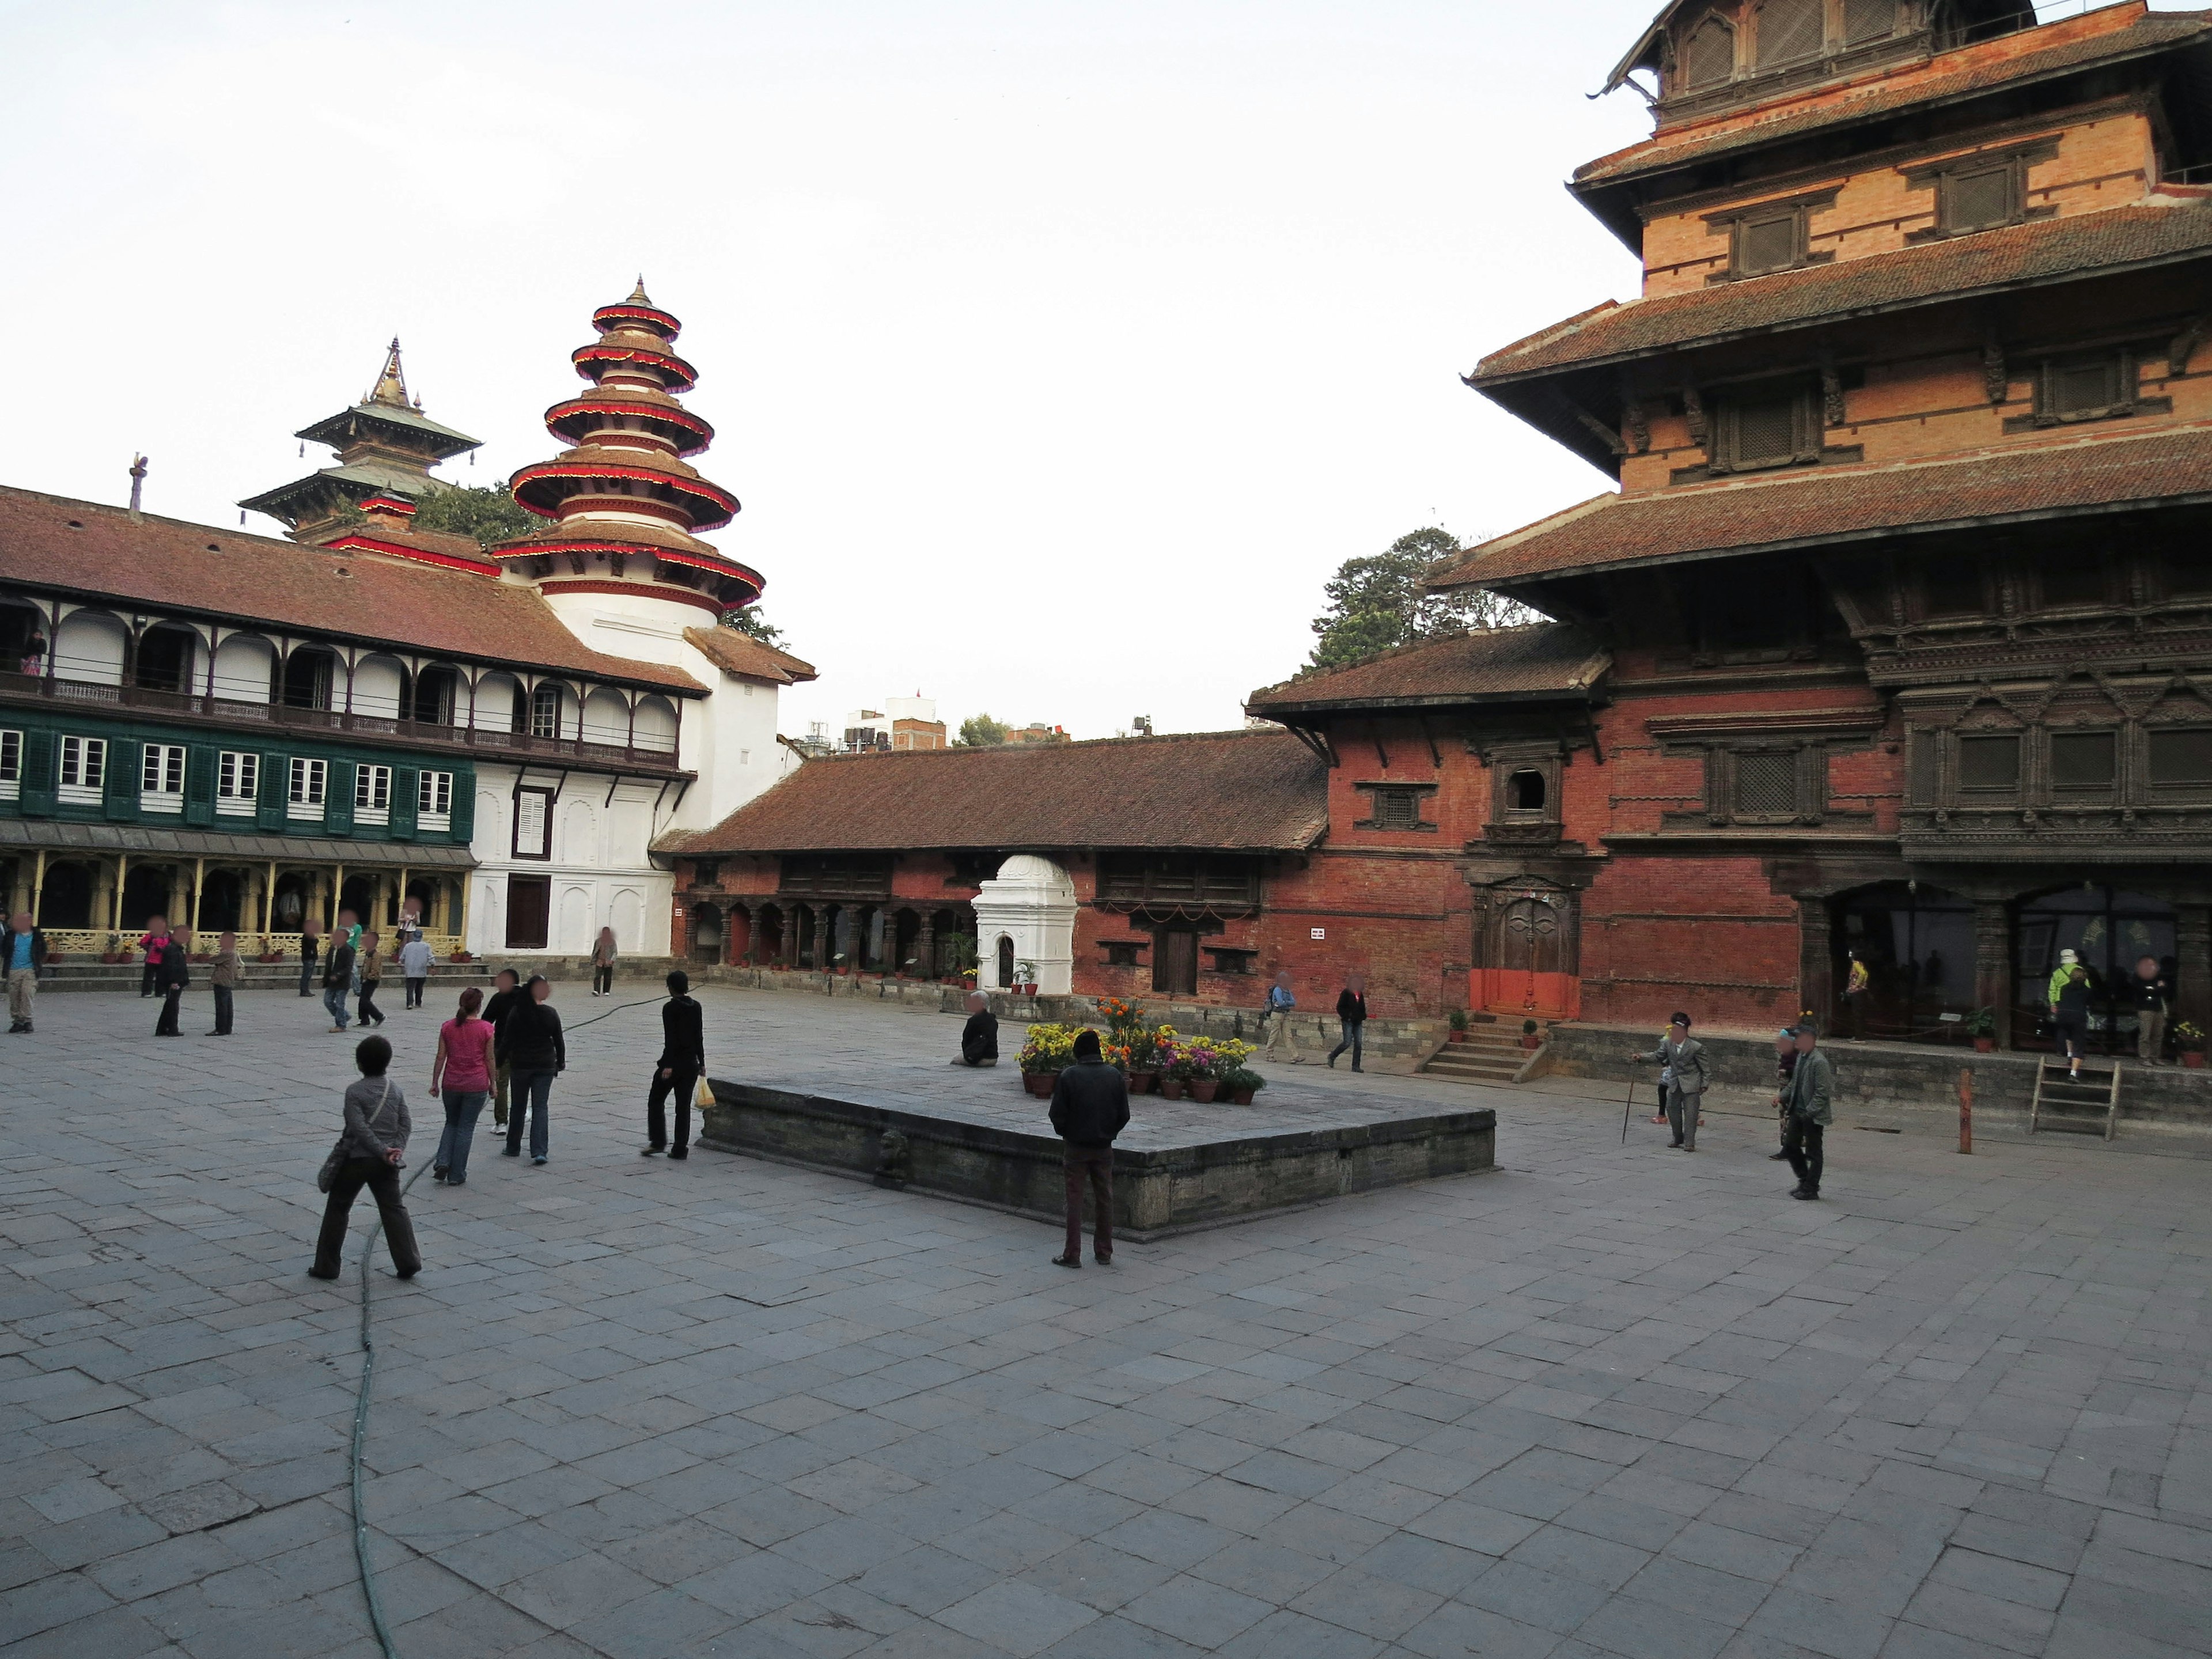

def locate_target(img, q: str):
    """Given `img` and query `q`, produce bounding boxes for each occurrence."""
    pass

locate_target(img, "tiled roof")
[675,730,1329,855]
[0,485,705,693]
[1578,10,2212,188]
[1429,422,2212,589]
[1245,624,1610,714]
[1478,199,2212,381]
[683,625,819,685]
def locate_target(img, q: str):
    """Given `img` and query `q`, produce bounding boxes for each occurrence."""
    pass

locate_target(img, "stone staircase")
[1424,1016,1545,1085]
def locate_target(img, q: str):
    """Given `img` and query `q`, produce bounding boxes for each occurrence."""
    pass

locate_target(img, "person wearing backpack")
[309,1035,420,1280]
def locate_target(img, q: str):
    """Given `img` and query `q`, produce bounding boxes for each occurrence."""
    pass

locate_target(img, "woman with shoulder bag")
[310,1035,421,1279]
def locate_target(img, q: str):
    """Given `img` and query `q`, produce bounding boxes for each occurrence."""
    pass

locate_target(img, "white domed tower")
[500,280,763,627]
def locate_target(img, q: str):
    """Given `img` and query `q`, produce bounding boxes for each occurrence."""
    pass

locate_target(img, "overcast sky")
[0,1,2085,740]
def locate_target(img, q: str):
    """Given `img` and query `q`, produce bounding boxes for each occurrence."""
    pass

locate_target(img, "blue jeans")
[323,984,350,1028]
[1328,1018,1363,1070]
[298,952,316,997]
[435,1090,487,1183]
[506,1069,555,1159]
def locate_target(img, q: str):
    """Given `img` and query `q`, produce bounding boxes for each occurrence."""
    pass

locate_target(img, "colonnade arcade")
[679,895,980,979]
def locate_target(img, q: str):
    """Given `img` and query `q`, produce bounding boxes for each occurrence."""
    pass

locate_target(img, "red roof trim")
[592,303,681,336]
[544,396,714,452]
[571,342,699,389]
[318,532,499,576]
[537,577,726,616]
[507,461,738,528]
[652,547,765,588]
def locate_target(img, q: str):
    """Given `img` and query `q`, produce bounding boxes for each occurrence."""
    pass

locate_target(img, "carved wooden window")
[1943,164,2017,232]
[1714,382,1819,471]
[1505,770,1546,813]
[1733,751,1798,818]
[1756,0,1824,68]
[1681,14,1735,88]
[1843,0,1895,46]
[1908,734,1938,806]
[2050,731,2116,790]
[1956,734,2020,793]
[2148,728,2212,786]
[1699,744,1827,825]
[2035,351,2138,425]
[1358,784,1434,832]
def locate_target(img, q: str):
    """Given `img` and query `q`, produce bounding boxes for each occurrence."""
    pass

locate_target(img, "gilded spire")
[367,338,411,409]
[627,275,653,305]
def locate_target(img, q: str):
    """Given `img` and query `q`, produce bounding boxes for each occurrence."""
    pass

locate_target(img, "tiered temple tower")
[499,282,765,627]
[240,341,480,541]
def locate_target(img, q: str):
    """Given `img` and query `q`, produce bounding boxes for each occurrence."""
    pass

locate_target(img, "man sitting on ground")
[950,990,998,1066]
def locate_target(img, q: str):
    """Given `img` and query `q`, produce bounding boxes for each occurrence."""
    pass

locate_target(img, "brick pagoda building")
[671,2,2212,1057]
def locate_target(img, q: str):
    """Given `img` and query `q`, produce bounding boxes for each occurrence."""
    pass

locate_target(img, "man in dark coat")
[1048,1029,1130,1268]
[153,927,191,1037]
[1783,1020,1835,1200]
[482,968,524,1127]
[323,933,357,1032]
[1327,974,1368,1071]
[643,969,707,1160]
[952,991,998,1066]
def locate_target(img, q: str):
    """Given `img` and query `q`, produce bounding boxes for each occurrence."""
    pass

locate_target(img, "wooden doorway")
[505,876,550,950]
[1153,929,1199,997]
[1474,888,1581,1020]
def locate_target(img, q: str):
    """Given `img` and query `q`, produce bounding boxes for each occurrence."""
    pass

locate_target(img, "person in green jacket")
[1783,1020,1835,1200]
[2046,947,2082,1011]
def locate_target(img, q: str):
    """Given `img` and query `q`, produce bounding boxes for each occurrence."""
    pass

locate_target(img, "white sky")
[0,1,2086,741]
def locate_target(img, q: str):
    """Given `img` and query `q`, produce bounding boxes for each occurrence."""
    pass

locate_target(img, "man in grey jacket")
[1630,1013,1707,1150]
[309,1035,421,1279]
[1783,1020,1835,1200]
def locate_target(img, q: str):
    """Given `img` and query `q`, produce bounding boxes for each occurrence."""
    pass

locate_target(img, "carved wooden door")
[1475,891,1580,1020]
[1500,898,1563,974]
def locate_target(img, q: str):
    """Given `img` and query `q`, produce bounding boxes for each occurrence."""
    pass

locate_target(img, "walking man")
[355,932,387,1028]
[399,933,434,1010]
[153,927,191,1037]
[1768,1026,1798,1160]
[207,930,242,1036]
[642,969,706,1160]
[1262,971,1298,1065]
[2131,954,2172,1066]
[498,974,565,1165]
[950,990,998,1066]
[1630,1012,1707,1150]
[1048,1029,1129,1268]
[2,911,46,1033]
[482,968,524,1125]
[1783,1020,1834,1200]
[323,928,357,1032]
[1327,973,1368,1071]
[298,917,321,998]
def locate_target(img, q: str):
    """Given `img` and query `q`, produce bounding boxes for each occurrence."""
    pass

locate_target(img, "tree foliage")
[412,483,540,550]
[957,713,1010,747]
[1306,527,1527,671]
[725,607,787,648]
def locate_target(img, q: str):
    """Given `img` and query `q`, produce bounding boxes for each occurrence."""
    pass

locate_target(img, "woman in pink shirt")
[430,987,498,1185]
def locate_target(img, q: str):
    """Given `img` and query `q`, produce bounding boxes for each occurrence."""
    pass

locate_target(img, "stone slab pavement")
[0,980,2207,1658]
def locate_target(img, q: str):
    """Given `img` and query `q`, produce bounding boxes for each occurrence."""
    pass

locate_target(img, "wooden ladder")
[2028,1058,2120,1141]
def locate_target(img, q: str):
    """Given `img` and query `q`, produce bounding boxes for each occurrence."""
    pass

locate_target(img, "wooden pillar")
[190,858,205,935]
[1972,898,2013,1049]
[264,860,278,937]
[29,850,45,926]
[111,854,126,933]
[916,912,935,979]
[2176,905,2211,1052]
[450,875,466,954]
[1796,896,1832,1031]
[332,862,346,929]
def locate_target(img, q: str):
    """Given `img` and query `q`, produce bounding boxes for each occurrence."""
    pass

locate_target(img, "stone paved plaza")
[2,982,2209,1659]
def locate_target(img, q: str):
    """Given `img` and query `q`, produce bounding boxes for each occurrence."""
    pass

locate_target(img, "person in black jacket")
[153,927,192,1037]
[1327,974,1368,1071]
[498,975,565,1164]
[3,912,48,1034]
[323,934,357,1032]
[643,969,707,1160]
[481,969,524,1128]
[951,991,998,1067]
[1048,1029,1130,1268]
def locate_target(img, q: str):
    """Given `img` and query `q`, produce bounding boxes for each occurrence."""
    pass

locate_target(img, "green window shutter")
[390,766,418,840]
[257,753,287,831]
[446,770,475,844]
[105,737,139,822]
[325,759,355,834]
[184,745,218,827]
[20,730,54,816]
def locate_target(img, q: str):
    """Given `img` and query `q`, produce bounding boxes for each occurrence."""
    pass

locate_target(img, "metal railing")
[39,930,467,962]
[0,672,687,774]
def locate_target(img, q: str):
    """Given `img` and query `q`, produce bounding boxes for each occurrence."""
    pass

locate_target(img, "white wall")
[53,610,126,686]
[353,655,404,718]
[463,762,674,959]
[212,634,273,703]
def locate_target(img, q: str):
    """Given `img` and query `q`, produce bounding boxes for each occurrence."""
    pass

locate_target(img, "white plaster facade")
[972,854,1078,994]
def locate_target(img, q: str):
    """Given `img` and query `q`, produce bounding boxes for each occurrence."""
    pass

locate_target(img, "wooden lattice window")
[1944,164,2016,232]
[2148,728,2212,786]
[1370,787,1426,830]
[1843,0,1895,44]
[2050,732,2116,790]
[1714,382,1818,471]
[1908,734,1938,806]
[1733,752,1797,817]
[1756,0,1825,68]
[1957,734,2021,792]
[2035,352,2135,425]
[1681,14,1735,88]
[1738,212,1801,274]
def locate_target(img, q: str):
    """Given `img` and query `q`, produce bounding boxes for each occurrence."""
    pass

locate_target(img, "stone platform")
[702,1066,1495,1238]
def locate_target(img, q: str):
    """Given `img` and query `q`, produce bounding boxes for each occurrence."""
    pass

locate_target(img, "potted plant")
[1962,1006,1997,1054]
[257,944,285,963]
[1014,959,1040,997]
[1155,1032,1188,1099]
[2177,1021,2206,1069]
[831,952,849,978]
[1223,1068,1266,1106]
[942,934,979,985]
[1169,1038,1224,1103]
[1018,1023,1074,1096]
[1449,1009,1469,1043]
[99,933,123,964]
[448,949,474,964]
[1520,1018,1543,1051]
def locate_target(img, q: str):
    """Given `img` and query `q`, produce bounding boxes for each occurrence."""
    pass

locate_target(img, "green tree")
[1305,527,1523,671]
[411,483,540,549]
[725,607,787,648]
[957,713,1010,747]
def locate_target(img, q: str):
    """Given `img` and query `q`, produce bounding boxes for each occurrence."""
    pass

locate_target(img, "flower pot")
[2184,1051,2206,1070]
[1520,1034,1542,1051]
[1159,1076,1188,1100]
[1189,1078,1220,1103]
[1022,1071,1053,1096]
[1972,1036,1995,1054]
[100,952,120,964]
[1230,1086,1256,1105]
[1128,1071,1156,1096]
[1449,1031,1467,1043]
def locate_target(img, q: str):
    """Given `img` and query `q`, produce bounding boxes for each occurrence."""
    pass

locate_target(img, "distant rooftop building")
[1005,722,1071,746]
[843,695,946,752]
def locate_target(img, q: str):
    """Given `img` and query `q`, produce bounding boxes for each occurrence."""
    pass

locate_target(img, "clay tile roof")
[1245,624,1611,714]
[1577,10,2212,189]
[1429,422,2212,590]
[0,484,706,692]
[683,625,819,685]
[1478,199,2212,381]
[674,730,1329,855]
